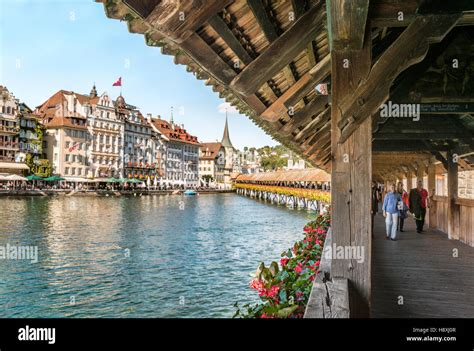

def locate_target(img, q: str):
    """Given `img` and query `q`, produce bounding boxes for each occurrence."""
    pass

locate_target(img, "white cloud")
[217,102,239,114]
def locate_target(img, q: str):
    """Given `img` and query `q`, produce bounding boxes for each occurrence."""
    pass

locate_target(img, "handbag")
[397,200,404,211]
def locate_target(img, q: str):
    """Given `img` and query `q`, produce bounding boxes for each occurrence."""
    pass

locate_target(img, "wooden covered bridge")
[98,0,474,317]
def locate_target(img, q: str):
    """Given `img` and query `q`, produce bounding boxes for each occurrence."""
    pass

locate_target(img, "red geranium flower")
[295,263,303,274]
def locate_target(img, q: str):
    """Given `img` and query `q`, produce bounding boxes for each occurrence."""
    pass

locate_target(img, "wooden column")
[447,150,460,240]
[407,174,413,191]
[330,31,372,316]
[416,162,425,186]
[428,163,437,229]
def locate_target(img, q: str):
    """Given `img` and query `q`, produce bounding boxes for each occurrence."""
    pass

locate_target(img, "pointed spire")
[90,83,97,98]
[170,106,174,125]
[221,111,233,148]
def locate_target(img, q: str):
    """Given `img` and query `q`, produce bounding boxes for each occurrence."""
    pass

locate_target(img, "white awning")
[0,162,29,170]
[0,173,27,181]
[63,177,93,182]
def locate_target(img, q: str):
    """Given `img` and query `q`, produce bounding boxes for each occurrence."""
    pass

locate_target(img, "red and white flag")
[112,77,122,87]
[69,142,79,152]
[316,83,328,95]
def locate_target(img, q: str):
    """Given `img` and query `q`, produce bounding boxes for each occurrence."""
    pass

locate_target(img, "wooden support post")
[407,174,413,191]
[447,150,460,240]
[428,163,437,229]
[330,26,372,317]
[416,162,425,186]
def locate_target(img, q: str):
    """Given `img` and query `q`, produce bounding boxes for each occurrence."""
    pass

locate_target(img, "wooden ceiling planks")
[98,0,474,173]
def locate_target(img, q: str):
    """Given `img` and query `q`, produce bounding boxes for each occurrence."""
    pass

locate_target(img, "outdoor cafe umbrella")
[146,176,151,188]
[5,174,28,181]
[26,175,44,181]
[126,178,143,184]
[105,177,122,183]
[43,175,65,182]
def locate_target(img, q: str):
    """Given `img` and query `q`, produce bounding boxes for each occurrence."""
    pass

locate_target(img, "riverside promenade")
[0,189,235,197]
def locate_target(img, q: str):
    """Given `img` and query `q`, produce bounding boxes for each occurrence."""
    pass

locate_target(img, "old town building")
[148,116,199,188]
[0,86,20,163]
[119,97,155,180]
[36,90,90,179]
[0,86,30,175]
[199,142,225,187]
[87,86,125,178]
[18,103,43,162]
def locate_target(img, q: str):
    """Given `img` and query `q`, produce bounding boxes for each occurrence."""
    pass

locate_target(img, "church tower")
[221,114,234,189]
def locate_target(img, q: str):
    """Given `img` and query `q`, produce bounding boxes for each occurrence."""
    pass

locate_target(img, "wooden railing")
[431,196,474,246]
[304,228,351,318]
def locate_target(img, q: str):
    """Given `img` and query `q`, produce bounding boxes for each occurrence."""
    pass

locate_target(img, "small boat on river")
[184,189,198,196]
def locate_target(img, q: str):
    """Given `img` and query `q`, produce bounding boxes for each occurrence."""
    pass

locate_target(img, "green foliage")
[26,155,52,177]
[234,213,331,319]
[256,144,305,171]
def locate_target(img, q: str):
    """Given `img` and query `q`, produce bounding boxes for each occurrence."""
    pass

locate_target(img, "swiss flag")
[112,77,122,87]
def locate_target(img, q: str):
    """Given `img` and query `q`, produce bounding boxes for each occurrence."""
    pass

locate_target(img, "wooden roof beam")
[141,0,232,43]
[291,0,317,66]
[337,14,461,145]
[294,107,331,142]
[247,0,297,86]
[207,14,253,65]
[230,1,325,96]
[259,54,331,122]
[279,97,329,136]
[370,0,474,27]
[374,133,473,140]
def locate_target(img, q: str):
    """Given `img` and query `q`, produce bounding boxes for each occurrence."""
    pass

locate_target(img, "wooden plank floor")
[371,213,474,318]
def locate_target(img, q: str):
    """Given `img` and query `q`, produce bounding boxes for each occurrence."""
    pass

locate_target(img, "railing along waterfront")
[431,195,474,246]
[234,183,330,211]
[304,228,350,318]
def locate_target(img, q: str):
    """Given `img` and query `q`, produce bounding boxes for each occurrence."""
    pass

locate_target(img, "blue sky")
[0,0,278,150]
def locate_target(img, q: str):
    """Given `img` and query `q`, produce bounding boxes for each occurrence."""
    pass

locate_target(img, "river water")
[0,194,314,317]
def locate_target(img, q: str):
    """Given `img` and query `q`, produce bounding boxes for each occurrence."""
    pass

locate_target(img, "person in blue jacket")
[383,183,401,241]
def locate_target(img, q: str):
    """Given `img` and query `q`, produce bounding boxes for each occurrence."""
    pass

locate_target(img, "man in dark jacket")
[409,180,430,233]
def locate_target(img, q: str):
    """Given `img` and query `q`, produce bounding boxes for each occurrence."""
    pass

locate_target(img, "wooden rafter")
[230,1,325,96]
[247,0,297,86]
[260,54,331,122]
[337,14,461,145]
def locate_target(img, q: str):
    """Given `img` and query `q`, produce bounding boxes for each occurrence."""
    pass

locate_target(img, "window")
[71,168,76,175]
[65,154,70,162]
[65,167,69,175]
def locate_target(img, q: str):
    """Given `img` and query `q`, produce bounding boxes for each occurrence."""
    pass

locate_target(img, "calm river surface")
[0,194,314,317]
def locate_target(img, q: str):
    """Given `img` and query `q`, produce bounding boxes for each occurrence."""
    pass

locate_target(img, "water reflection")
[0,194,313,317]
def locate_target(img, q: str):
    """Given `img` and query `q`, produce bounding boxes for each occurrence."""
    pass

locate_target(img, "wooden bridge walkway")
[371,213,474,318]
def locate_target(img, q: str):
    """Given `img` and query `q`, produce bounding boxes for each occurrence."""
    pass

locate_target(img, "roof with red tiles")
[236,169,331,183]
[200,142,222,160]
[149,118,199,145]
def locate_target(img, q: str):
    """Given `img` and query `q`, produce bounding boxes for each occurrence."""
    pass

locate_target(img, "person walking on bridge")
[397,182,409,232]
[409,180,430,233]
[383,183,401,241]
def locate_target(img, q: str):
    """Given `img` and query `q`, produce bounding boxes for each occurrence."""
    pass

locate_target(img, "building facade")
[0,86,20,163]
[120,99,155,180]
[148,117,199,188]
[36,90,90,179]
[199,142,225,187]
[87,87,125,178]
[18,103,43,162]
